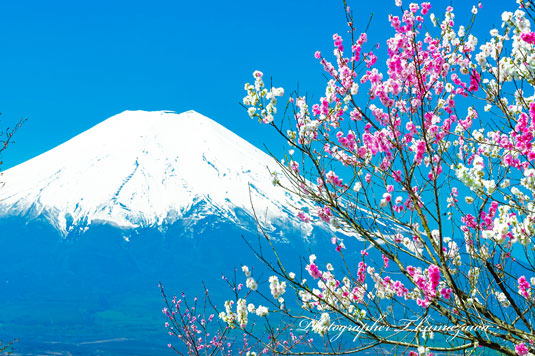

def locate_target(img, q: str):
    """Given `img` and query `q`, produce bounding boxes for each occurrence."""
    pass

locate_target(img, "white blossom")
[255,305,269,317]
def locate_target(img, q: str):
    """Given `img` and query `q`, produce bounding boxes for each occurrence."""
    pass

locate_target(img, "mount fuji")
[0,110,341,356]
[0,110,314,237]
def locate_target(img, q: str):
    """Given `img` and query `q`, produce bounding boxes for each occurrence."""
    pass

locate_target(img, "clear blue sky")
[0,0,514,170]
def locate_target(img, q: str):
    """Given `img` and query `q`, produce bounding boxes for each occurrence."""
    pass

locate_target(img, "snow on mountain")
[0,110,312,236]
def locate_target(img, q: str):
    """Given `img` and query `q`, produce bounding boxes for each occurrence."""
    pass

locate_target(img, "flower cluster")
[242,265,258,291]
[218,298,270,329]
[269,276,287,300]
[243,71,284,124]
[161,288,225,354]
[233,0,535,354]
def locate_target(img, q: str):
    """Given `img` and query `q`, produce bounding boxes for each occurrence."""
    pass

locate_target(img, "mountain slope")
[0,110,309,235]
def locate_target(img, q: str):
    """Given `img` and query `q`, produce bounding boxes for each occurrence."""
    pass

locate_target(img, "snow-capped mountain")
[0,110,309,235]
[0,110,352,356]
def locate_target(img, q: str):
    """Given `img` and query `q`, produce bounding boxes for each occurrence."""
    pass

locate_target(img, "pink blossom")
[357,261,367,283]
[417,297,430,308]
[421,2,431,15]
[317,206,332,223]
[390,15,401,29]
[414,140,427,164]
[468,70,480,92]
[297,211,311,223]
[326,170,343,187]
[393,170,402,182]
[333,34,344,51]
[518,276,531,299]
[521,32,535,45]
[440,288,452,299]
[515,343,529,356]
[382,254,389,268]
[290,160,300,173]
[306,263,322,279]
[428,265,441,289]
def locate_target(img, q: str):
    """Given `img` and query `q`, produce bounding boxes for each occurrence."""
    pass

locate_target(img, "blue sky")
[0,0,515,170]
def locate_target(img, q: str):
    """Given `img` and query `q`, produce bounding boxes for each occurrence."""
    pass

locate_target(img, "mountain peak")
[93,109,218,132]
[0,110,309,236]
